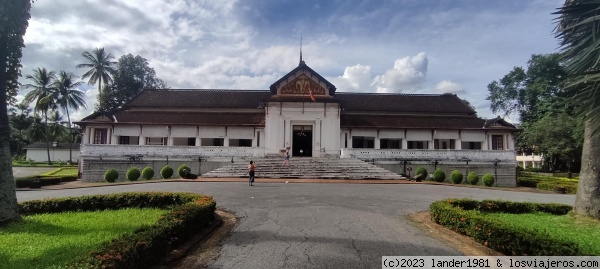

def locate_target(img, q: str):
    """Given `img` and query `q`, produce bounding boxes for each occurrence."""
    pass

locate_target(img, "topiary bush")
[450,170,463,184]
[178,164,191,178]
[482,173,495,187]
[141,166,154,180]
[104,168,119,183]
[467,172,479,185]
[160,165,174,179]
[415,167,428,181]
[126,166,141,181]
[433,169,446,183]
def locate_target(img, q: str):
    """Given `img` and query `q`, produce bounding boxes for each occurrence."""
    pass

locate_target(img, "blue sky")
[20,0,563,121]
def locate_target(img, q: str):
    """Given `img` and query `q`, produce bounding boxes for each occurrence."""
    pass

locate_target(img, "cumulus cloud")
[332,52,429,93]
[434,80,465,94]
[329,64,373,92]
[373,52,428,93]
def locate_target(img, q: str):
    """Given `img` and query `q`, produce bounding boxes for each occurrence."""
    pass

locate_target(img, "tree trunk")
[574,119,600,219]
[44,110,52,165]
[0,35,20,224]
[66,106,72,164]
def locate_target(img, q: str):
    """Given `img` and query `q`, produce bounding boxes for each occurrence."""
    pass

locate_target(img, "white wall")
[26,148,80,162]
[264,102,340,156]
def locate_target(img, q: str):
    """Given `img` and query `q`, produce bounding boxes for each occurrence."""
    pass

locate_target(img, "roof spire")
[299,33,305,65]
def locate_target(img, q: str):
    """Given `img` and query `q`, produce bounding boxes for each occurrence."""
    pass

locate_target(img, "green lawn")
[485,211,600,255]
[42,167,79,177]
[0,208,168,269]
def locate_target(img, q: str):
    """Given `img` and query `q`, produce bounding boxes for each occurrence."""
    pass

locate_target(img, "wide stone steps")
[202,157,405,180]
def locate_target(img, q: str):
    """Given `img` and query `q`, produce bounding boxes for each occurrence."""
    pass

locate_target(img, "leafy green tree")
[100,54,167,112]
[555,0,600,219]
[524,113,583,172]
[0,0,32,223]
[23,67,57,165]
[76,48,116,110]
[9,103,32,156]
[487,53,582,170]
[47,111,68,143]
[487,53,570,124]
[53,71,86,163]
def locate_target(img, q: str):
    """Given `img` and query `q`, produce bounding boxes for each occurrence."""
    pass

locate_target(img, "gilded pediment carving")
[280,74,327,96]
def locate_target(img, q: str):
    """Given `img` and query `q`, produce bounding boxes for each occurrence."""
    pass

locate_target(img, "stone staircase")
[202,157,405,180]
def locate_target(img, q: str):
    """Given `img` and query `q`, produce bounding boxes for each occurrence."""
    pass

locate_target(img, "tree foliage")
[487,53,572,124]
[487,53,583,171]
[76,47,116,109]
[555,0,600,219]
[99,54,167,112]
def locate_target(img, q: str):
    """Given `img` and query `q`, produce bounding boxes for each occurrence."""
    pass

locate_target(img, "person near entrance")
[248,160,256,186]
[283,151,290,166]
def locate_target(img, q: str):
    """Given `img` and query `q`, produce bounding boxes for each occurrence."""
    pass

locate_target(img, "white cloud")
[373,52,428,93]
[330,64,372,92]
[434,80,464,94]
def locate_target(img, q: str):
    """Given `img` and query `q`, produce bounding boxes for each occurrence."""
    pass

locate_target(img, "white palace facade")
[76,60,518,184]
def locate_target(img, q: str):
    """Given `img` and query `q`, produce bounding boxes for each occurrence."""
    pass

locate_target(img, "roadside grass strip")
[484,211,600,255]
[42,168,79,177]
[430,198,599,255]
[2,192,216,269]
[0,208,167,269]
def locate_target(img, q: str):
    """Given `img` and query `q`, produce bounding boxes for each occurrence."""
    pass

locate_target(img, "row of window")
[351,135,504,150]
[94,129,505,150]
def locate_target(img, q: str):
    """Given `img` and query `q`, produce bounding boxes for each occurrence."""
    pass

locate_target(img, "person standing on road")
[248,160,256,186]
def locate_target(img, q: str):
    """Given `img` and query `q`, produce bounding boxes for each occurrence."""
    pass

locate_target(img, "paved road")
[17,182,575,269]
[12,167,56,178]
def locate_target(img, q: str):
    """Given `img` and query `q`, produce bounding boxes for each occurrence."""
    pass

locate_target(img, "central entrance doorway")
[292,125,312,157]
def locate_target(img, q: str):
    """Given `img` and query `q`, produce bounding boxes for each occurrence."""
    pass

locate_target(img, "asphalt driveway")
[16,182,575,269]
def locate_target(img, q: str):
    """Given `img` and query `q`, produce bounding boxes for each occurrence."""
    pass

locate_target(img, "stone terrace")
[202,157,405,180]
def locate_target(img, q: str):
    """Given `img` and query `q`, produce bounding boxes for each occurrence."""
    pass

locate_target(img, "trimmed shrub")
[450,170,463,184]
[433,169,446,183]
[537,181,578,194]
[467,172,479,185]
[126,167,141,181]
[178,164,191,178]
[430,199,578,255]
[18,192,216,268]
[15,175,77,188]
[160,165,174,179]
[415,167,428,181]
[482,173,494,187]
[141,166,155,180]
[104,168,119,183]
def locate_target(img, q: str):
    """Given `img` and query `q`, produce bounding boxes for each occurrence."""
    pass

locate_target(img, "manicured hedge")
[126,167,141,181]
[537,181,578,194]
[467,172,479,185]
[450,170,463,184]
[432,169,446,183]
[482,173,494,187]
[430,198,578,255]
[141,166,155,180]
[15,175,77,188]
[178,164,191,178]
[19,192,216,269]
[160,165,174,179]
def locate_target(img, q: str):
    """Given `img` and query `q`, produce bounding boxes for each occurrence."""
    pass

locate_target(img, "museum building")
[76,59,519,185]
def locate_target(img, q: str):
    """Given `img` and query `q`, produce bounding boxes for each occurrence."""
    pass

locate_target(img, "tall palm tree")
[53,71,86,163]
[76,48,116,110]
[555,0,600,219]
[23,67,57,165]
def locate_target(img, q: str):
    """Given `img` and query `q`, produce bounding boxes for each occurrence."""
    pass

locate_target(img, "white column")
[195,137,201,147]
[375,138,380,149]
[168,137,174,146]
[402,139,407,149]
[455,139,461,150]
[139,136,146,145]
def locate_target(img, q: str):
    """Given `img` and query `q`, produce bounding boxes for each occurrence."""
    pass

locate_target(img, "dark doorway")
[292,125,312,157]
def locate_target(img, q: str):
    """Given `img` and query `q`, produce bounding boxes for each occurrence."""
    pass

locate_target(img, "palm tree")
[9,103,32,157]
[555,0,600,219]
[76,48,116,110]
[53,71,86,163]
[23,67,57,165]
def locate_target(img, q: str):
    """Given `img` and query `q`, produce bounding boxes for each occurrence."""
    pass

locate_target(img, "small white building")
[24,142,80,163]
